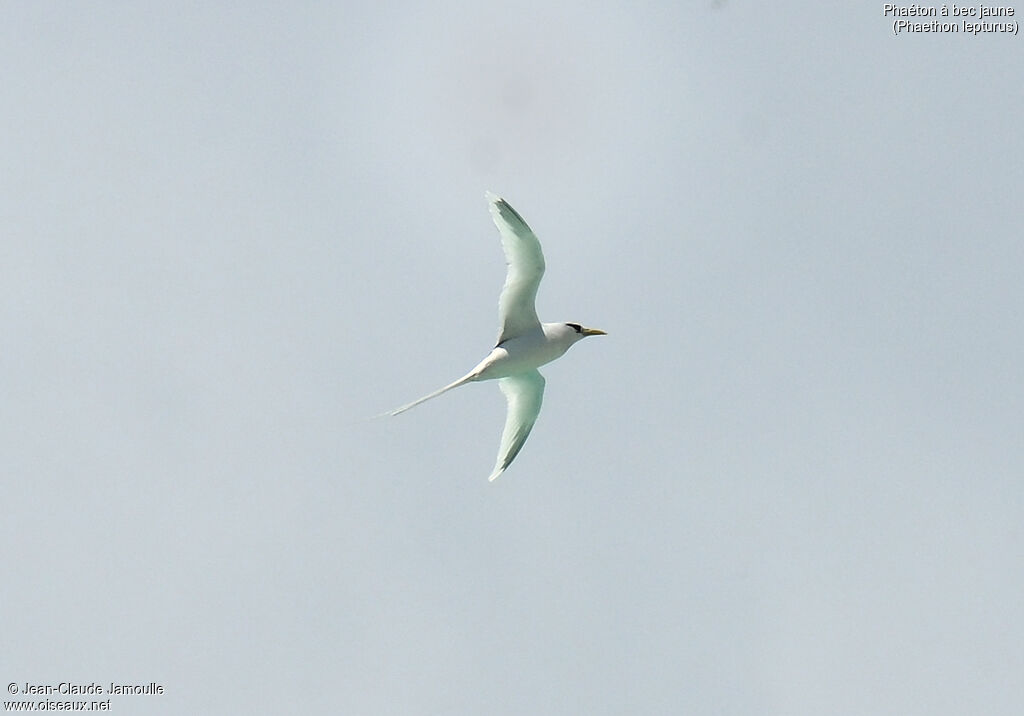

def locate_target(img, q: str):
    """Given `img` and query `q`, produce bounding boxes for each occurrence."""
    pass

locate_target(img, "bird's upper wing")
[487,192,545,345]
[488,370,545,482]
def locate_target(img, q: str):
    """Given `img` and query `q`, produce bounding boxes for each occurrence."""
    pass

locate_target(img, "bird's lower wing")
[488,370,545,482]
[486,192,545,345]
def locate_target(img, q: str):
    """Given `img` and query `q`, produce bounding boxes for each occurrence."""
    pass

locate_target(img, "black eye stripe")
[566,323,582,333]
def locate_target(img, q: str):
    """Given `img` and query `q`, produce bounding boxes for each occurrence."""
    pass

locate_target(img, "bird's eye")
[566,323,582,333]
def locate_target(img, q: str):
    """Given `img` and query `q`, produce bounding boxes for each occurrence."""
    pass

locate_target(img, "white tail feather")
[386,373,476,416]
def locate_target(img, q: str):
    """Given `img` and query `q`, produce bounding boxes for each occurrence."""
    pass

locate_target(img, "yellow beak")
[582,327,607,336]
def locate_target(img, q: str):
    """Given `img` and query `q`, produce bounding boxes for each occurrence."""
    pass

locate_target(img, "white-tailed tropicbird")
[387,192,605,481]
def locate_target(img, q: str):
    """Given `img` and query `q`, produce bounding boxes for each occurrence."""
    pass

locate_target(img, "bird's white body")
[471,323,584,380]
[387,193,605,481]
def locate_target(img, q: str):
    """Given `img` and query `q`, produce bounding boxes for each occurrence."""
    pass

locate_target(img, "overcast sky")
[3,2,1022,714]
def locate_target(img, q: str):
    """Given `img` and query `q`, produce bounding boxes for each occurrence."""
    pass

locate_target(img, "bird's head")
[565,322,607,340]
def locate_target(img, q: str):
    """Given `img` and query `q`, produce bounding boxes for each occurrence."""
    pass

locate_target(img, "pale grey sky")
[3,2,1022,714]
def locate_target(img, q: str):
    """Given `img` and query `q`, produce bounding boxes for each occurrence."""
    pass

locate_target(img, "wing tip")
[489,457,512,482]
[485,192,531,231]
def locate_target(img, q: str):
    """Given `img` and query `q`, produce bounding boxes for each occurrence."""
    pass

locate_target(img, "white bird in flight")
[387,192,606,481]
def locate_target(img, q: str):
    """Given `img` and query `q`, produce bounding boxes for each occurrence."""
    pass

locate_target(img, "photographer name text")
[13,682,164,696]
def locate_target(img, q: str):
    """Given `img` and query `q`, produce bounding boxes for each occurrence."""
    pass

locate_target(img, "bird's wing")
[486,192,545,345]
[488,370,545,482]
